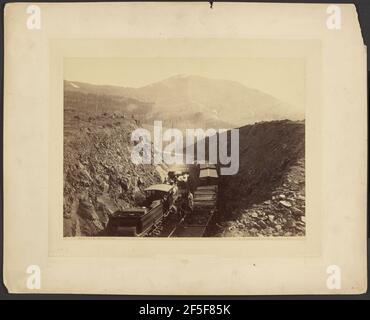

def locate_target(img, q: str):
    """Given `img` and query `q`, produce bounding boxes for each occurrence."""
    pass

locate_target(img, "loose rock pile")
[64,111,160,236]
[214,120,305,237]
[217,158,305,237]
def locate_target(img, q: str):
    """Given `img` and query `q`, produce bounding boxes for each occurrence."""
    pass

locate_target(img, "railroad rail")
[167,209,215,237]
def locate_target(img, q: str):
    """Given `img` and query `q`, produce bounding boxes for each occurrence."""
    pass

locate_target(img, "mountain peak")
[170,74,189,79]
[161,74,196,82]
[65,75,303,128]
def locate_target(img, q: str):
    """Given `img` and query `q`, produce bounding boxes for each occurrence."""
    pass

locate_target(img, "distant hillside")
[64,82,152,117]
[65,75,303,129]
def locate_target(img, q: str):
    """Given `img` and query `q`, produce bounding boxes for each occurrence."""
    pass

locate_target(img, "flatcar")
[170,164,219,237]
[193,167,219,212]
[107,184,177,236]
[199,163,217,170]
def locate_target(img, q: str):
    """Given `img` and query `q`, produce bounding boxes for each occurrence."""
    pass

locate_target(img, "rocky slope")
[213,120,305,237]
[63,109,161,236]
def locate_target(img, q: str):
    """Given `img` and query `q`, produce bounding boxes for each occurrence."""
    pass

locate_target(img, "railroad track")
[143,210,186,237]
[143,209,214,238]
[167,210,215,237]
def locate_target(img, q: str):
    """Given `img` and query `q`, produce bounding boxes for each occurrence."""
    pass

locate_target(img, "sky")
[64,57,305,113]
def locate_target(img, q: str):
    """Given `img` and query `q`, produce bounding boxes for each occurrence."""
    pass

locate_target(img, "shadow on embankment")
[210,119,305,237]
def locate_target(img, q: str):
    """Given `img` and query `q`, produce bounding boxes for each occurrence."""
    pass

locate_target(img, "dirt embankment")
[63,111,161,236]
[214,120,305,237]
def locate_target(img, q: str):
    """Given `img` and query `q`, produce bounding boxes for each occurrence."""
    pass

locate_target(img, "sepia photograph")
[2,2,367,297]
[63,57,305,238]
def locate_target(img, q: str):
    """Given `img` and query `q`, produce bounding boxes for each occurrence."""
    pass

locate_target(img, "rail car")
[170,163,219,237]
[106,162,219,237]
[199,163,217,170]
[193,165,218,210]
[107,184,177,236]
